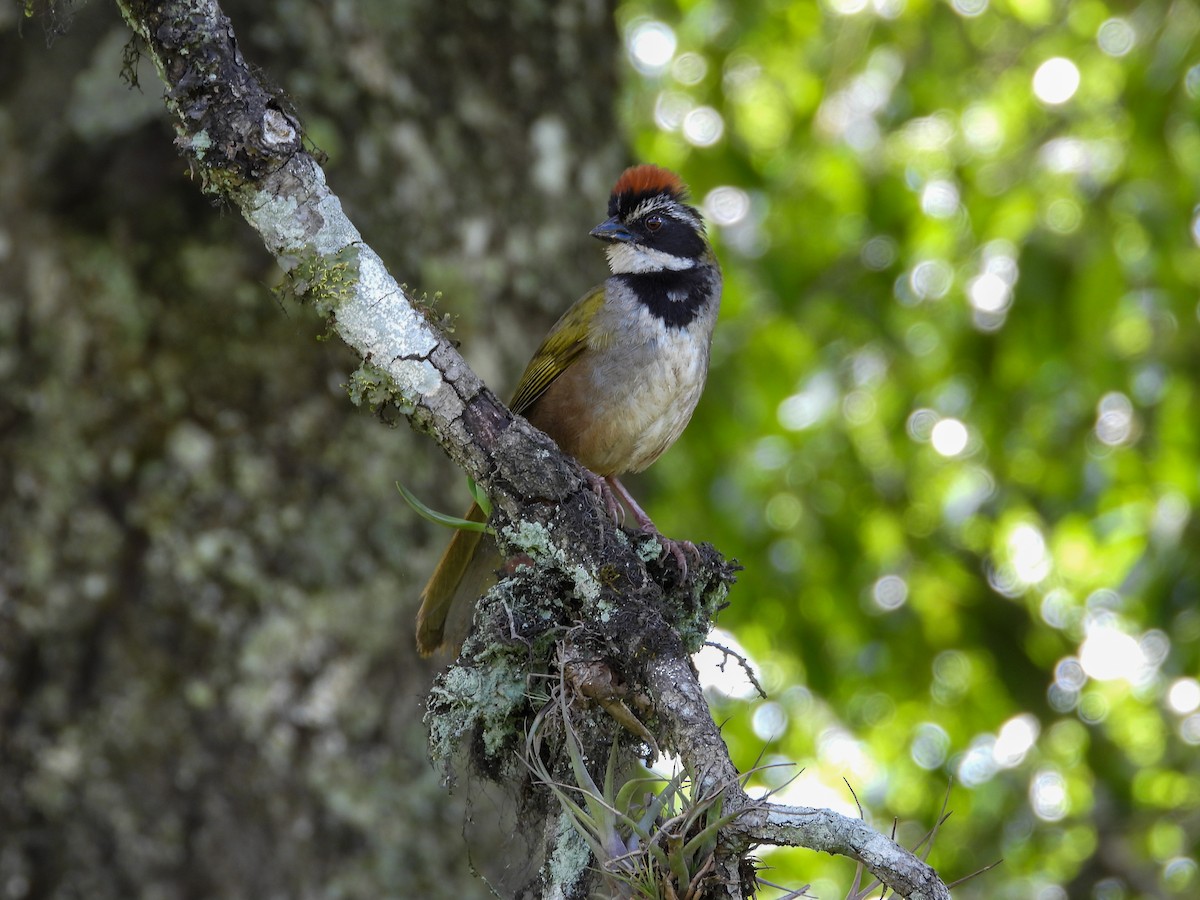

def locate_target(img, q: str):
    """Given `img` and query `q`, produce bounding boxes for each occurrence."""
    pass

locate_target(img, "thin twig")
[703,640,767,699]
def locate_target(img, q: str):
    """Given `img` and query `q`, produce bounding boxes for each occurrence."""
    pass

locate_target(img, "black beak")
[589,216,636,244]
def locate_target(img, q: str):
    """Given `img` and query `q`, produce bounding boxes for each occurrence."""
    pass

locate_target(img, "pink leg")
[606,476,696,579]
[582,469,624,525]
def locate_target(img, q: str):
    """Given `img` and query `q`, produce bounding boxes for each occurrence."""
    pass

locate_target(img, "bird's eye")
[645,215,663,232]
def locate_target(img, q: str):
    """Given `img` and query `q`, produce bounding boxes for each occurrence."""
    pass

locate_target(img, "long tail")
[415,502,487,656]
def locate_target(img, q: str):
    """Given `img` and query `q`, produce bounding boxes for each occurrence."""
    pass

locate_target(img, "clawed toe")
[649,531,697,581]
[585,472,696,579]
[583,469,624,525]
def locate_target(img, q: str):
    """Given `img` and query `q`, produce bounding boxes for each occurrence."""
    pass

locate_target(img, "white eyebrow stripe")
[626,196,704,231]
[629,197,672,219]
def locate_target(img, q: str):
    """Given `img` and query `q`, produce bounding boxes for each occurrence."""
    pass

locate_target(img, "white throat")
[606,243,696,275]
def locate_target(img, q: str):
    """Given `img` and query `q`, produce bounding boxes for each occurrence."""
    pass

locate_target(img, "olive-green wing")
[508,284,607,416]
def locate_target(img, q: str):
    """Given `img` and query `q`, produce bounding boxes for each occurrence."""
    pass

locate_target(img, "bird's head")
[590,165,710,275]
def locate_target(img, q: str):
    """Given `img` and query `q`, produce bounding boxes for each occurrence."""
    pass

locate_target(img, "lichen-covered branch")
[114,1,953,897]
[116,0,491,487]
[640,647,951,899]
[734,805,950,900]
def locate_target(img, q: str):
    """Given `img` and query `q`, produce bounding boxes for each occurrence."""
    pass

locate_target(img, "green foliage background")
[612,1,1200,897]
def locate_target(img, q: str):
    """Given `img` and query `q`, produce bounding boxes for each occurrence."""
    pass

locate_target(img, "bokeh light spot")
[1152,492,1191,543]
[1094,391,1135,446]
[930,417,969,457]
[909,259,953,300]
[654,91,691,131]
[817,49,903,152]
[862,235,897,270]
[842,389,877,426]
[920,179,960,218]
[1045,198,1082,233]
[932,650,972,703]
[1097,18,1136,57]
[1182,714,1200,745]
[1055,657,1088,691]
[769,538,804,573]
[751,701,788,740]
[1048,682,1080,713]
[817,727,873,778]
[1187,64,1200,99]
[902,114,955,152]
[671,52,707,85]
[1030,769,1069,821]
[994,713,1040,768]
[1008,523,1051,585]
[751,436,791,471]
[906,407,938,442]
[1167,678,1200,714]
[1078,691,1110,723]
[911,722,949,769]
[1079,622,1143,682]
[1033,57,1081,105]
[963,106,1004,159]
[1040,588,1076,629]
[1163,858,1198,892]
[825,0,870,15]
[626,20,676,75]
[968,272,1011,314]
[872,574,908,611]
[943,466,996,523]
[957,735,999,786]
[703,186,750,226]
[779,372,838,431]
[765,492,803,531]
[682,106,724,146]
[951,0,988,16]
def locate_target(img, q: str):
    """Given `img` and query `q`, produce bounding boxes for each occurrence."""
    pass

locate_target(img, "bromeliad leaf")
[396,481,494,533]
[467,477,493,517]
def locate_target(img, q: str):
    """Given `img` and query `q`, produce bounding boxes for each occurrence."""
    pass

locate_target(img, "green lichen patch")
[274,245,360,318]
[425,648,531,776]
[188,130,214,159]
[407,285,456,338]
[546,812,591,896]
[345,361,414,423]
[651,545,740,655]
[424,575,553,777]
[500,519,608,608]
[635,534,663,563]
[501,519,560,561]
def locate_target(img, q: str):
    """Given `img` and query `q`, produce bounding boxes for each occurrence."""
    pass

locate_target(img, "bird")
[415,164,722,656]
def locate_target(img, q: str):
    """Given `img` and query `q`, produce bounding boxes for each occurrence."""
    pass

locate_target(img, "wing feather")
[508,284,608,415]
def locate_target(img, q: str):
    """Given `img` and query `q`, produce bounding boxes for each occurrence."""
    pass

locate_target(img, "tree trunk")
[0,2,621,896]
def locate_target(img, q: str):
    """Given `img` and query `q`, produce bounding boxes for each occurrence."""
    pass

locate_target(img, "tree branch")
[113,1,953,897]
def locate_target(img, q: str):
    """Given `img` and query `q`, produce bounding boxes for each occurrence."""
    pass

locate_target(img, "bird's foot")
[646,529,697,581]
[605,475,696,580]
[583,468,624,525]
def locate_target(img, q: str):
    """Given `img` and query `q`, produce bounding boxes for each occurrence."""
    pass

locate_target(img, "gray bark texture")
[1,1,621,897]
